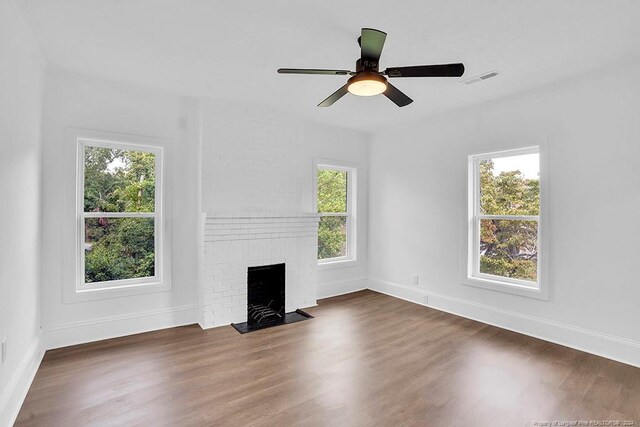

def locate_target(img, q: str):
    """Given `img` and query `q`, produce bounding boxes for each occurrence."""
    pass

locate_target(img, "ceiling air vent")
[462,71,500,86]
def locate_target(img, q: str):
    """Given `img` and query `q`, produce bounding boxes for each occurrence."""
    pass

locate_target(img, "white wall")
[369,62,640,366]
[201,100,369,298]
[40,71,201,349]
[0,0,45,424]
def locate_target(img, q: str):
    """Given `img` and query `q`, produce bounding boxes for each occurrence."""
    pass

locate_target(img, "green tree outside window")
[83,146,157,283]
[317,168,349,260]
[478,158,539,282]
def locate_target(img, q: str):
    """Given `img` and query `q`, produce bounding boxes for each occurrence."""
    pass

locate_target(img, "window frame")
[463,144,549,300]
[76,137,164,292]
[314,160,357,268]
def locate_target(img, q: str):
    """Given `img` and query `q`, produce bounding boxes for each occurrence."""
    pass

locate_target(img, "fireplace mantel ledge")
[204,212,320,220]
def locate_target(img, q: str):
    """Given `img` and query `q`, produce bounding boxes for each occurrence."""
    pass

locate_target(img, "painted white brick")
[200,213,320,328]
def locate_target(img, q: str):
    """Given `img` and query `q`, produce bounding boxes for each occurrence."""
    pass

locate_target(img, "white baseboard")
[44,304,198,350]
[0,332,45,427]
[317,277,367,300]
[368,278,640,368]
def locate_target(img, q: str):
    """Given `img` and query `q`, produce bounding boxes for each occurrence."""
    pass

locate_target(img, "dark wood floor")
[16,290,640,426]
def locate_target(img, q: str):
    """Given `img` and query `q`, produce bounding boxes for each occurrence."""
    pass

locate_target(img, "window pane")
[479,219,537,282]
[317,169,347,213]
[318,216,347,260]
[480,153,539,215]
[84,217,155,283]
[84,146,156,213]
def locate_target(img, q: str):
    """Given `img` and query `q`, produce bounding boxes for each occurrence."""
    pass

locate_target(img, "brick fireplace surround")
[200,214,320,328]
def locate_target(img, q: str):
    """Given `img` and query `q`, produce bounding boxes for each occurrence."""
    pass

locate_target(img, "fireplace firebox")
[231,263,313,334]
[247,263,285,326]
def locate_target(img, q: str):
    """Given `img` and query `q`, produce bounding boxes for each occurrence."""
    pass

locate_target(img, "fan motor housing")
[356,58,379,72]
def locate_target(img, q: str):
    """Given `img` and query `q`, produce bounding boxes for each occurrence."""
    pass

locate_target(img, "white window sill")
[317,258,358,270]
[66,280,171,303]
[463,275,548,300]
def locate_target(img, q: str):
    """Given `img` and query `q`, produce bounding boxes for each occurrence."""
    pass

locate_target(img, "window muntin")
[78,139,162,291]
[316,166,354,263]
[470,147,541,288]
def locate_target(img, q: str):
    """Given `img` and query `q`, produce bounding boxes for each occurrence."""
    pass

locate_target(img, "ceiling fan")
[277,28,465,107]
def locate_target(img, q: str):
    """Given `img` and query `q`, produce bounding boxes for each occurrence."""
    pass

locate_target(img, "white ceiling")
[19,0,640,131]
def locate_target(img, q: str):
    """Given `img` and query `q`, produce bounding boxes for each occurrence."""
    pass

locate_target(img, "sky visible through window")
[106,156,126,173]
[492,153,539,179]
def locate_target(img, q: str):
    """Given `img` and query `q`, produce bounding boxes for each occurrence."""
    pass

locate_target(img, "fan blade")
[384,83,413,107]
[360,28,387,67]
[318,85,349,107]
[278,68,351,75]
[385,63,465,78]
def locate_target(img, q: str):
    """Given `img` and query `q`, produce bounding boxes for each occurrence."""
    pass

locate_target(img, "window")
[77,138,163,291]
[316,163,356,265]
[465,146,547,298]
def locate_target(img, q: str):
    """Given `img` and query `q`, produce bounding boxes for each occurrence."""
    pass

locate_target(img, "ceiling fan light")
[347,73,387,96]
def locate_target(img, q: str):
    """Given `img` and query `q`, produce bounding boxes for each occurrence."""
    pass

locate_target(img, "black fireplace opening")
[247,263,285,325]
[231,263,313,334]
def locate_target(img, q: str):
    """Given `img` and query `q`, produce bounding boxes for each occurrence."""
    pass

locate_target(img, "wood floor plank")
[15,290,640,426]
